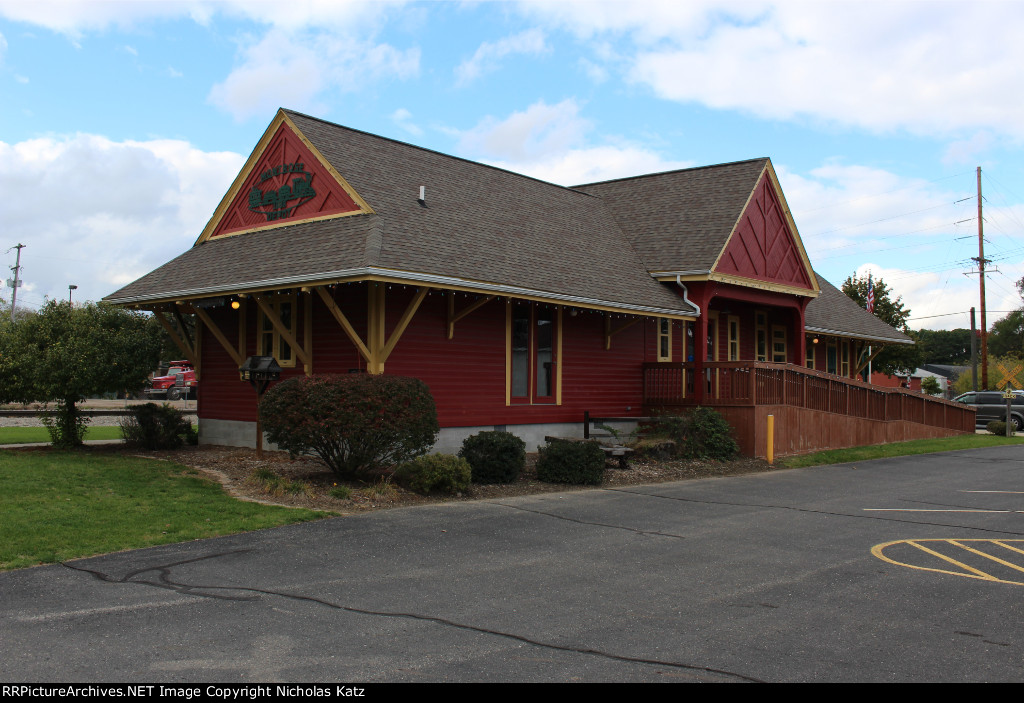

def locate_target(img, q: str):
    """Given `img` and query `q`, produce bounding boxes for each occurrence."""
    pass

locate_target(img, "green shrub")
[987,420,1012,436]
[536,440,606,485]
[394,454,471,495]
[329,485,352,500]
[643,413,688,446]
[459,431,526,484]
[259,374,439,479]
[678,406,739,460]
[119,402,192,450]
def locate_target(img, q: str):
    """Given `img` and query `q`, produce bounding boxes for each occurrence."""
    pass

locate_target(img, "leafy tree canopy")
[986,275,1024,360]
[842,273,922,376]
[913,328,973,365]
[0,300,162,446]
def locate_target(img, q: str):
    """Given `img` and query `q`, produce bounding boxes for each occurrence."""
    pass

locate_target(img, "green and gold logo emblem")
[247,162,317,221]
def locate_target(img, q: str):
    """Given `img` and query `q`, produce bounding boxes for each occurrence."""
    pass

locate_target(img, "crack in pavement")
[61,554,762,683]
[603,488,1024,537]
[485,500,688,539]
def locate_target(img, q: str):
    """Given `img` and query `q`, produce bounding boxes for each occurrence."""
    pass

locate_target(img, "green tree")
[987,309,1024,359]
[920,376,942,396]
[0,300,162,447]
[913,328,973,365]
[842,273,923,376]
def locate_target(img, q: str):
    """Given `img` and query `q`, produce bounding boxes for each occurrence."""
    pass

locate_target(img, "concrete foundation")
[198,417,640,454]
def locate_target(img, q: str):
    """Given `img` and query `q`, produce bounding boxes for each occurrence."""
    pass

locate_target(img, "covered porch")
[643,361,975,458]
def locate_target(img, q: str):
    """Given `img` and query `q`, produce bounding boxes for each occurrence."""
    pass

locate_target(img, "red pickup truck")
[145,361,198,401]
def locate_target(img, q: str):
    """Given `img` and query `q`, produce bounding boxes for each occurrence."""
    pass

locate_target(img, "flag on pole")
[866,273,875,314]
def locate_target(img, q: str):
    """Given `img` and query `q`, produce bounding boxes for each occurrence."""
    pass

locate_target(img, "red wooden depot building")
[106,109,973,456]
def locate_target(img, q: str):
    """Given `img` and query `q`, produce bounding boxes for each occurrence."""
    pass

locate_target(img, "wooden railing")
[643,361,975,431]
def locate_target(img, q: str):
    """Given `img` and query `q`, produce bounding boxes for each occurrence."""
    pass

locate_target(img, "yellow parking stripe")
[871,539,1024,586]
[948,540,1024,574]
[994,540,1024,556]
[906,540,998,580]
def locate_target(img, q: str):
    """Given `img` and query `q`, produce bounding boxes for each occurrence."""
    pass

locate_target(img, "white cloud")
[455,28,548,86]
[0,134,243,307]
[14,74,28,84]
[208,28,420,121]
[0,1,405,36]
[456,99,690,185]
[771,161,1024,330]
[123,44,138,56]
[390,108,422,136]
[517,1,1024,140]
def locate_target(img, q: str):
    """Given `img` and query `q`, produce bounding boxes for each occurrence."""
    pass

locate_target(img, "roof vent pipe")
[419,185,425,202]
[675,275,701,316]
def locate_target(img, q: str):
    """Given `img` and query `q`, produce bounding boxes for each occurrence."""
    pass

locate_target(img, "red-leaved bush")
[259,374,439,478]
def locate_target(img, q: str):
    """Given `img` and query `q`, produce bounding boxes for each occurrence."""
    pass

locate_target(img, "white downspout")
[675,276,701,316]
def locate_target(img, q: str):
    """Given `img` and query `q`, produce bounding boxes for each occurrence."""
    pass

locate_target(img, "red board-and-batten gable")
[710,166,818,297]
[196,111,373,243]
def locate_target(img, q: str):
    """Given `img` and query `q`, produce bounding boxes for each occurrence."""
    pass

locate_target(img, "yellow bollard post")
[767,414,774,465]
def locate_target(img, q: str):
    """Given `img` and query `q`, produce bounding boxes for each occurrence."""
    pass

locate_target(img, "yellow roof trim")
[194,109,375,246]
[707,159,819,295]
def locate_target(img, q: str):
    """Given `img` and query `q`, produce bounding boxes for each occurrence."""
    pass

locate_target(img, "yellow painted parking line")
[995,540,1024,556]
[948,540,1024,574]
[872,539,1024,586]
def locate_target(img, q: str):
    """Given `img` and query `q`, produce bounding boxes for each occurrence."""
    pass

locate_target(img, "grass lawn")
[781,433,1024,468]
[0,449,330,571]
[0,426,123,445]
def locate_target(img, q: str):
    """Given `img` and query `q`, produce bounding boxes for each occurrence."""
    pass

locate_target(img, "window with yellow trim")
[841,341,850,377]
[259,293,296,367]
[755,311,768,362]
[509,302,558,404]
[657,318,672,362]
[771,325,787,363]
[727,315,740,361]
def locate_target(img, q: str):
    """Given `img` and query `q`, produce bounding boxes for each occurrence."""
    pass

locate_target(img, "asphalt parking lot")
[2,445,1022,683]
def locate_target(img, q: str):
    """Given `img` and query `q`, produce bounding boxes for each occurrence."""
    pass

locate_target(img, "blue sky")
[2,0,1024,330]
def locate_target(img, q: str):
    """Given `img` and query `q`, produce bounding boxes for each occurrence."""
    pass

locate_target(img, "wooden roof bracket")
[448,292,496,339]
[192,306,244,369]
[153,307,197,370]
[315,285,372,365]
[854,344,886,376]
[605,313,640,350]
[380,286,428,365]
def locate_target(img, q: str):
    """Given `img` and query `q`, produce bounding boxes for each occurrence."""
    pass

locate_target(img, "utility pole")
[970,307,978,392]
[8,243,24,324]
[976,167,989,389]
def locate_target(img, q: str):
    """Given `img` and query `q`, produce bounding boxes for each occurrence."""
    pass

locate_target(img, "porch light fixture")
[231,300,241,310]
[239,355,283,458]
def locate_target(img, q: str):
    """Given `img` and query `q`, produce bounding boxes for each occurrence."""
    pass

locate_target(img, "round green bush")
[987,420,1011,436]
[459,431,526,484]
[536,440,606,485]
[679,406,739,460]
[259,374,439,479]
[394,454,472,495]
[119,402,192,450]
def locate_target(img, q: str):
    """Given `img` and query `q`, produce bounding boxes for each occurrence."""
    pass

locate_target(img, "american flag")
[866,273,875,314]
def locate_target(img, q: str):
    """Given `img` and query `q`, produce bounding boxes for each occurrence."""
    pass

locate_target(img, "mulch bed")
[104,445,781,515]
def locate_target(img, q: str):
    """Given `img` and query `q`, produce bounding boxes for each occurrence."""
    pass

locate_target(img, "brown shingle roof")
[572,159,769,273]
[106,110,694,316]
[806,274,913,344]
